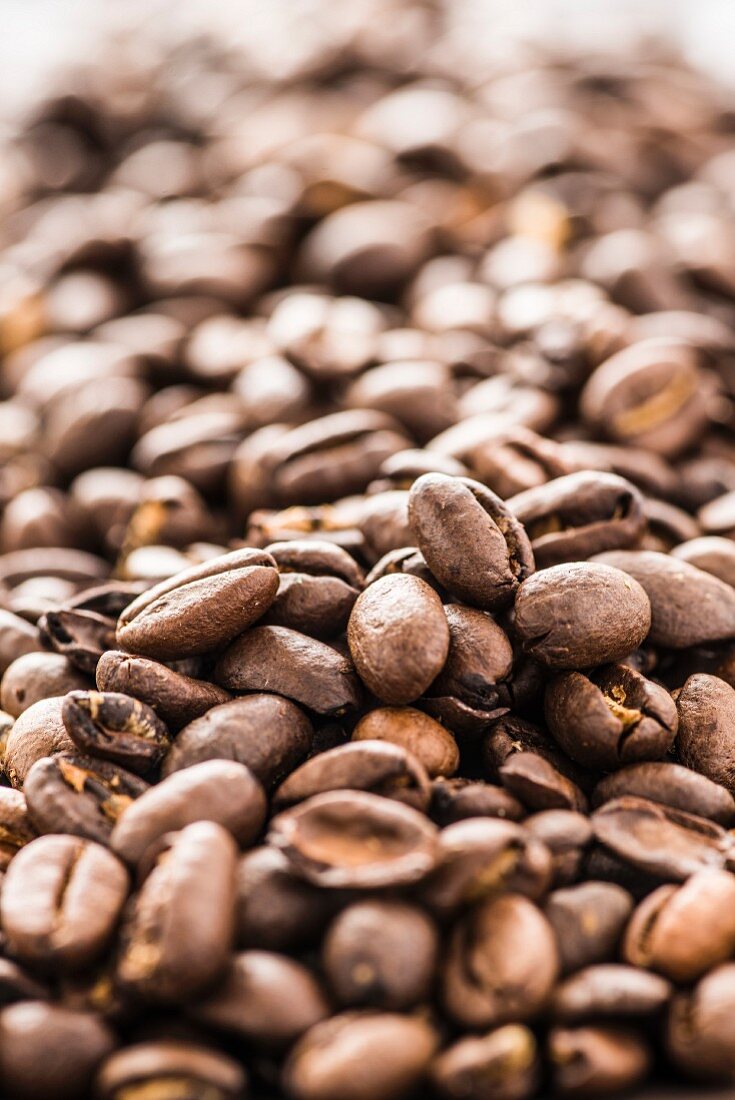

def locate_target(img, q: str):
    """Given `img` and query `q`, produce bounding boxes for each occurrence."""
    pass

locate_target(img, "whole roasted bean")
[430,1024,540,1100]
[215,626,360,716]
[40,608,117,675]
[425,603,513,716]
[442,893,559,1028]
[116,547,279,660]
[544,663,677,770]
[322,900,438,1010]
[269,790,438,889]
[345,359,457,442]
[1,834,128,972]
[699,489,735,537]
[471,426,574,499]
[4,697,75,788]
[548,1025,651,1098]
[347,574,449,705]
[593,549,735,648]
[162,693,312,788]
[592,762,735,825]
[551,964,671,1023]
[591,796,732,882]
[111,759,266,866]
[0,788,36,869]
[545,882,634,975]
[671,535,735,588]
[264,540,363,639]
[364,546,439,590]
[431,778,526,825]
[192,950,329,1047]
[235,847,337,952]
[24,753,148,844]
[408,474,535,611]
[117,820,236,1002]
[508,471,645,569]
[485,716,592,813]
[96,649,231,731]
[274,741,431,812]
[0,609,43,676]
[676,674,735,790]
[1,652,90,718]
[370,448,468,493]
[284,1011,439,1100]
[95,1041,246,1100]
[667,963,735,1080]
[624,869,735,982]
[525,810,593,886]
[0,1001,115,1100]
[352,707,459,778]
[514,563,651,669]
[62,690,171,776]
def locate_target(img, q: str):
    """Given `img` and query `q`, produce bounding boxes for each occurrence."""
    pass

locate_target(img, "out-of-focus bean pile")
[2,3,735,1098]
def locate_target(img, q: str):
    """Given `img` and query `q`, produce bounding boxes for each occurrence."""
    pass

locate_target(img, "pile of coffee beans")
[3,4,735,1097]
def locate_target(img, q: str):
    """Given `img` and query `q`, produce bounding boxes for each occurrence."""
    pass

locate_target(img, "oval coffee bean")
[117,547,279,659]
[62,690,171,776]
[551,964,671,1023]
[352,707,459,778]
[347,574,449,705]
[592,762,735,826]
[545,882,634,975]
[1,834,129,972]
[111,759,266,866]
[235,847,338,952]
[264,539,363,639]
[0,652,91,718]
[408,473,535,611]
[548,1024,651,1098]
[525,810,593,887]
[0,788,36,870]
[96,649,231,731]
[426,604,513,717]
[676,674,735,790]
[499,752,589,815]
[95,1042,246,1100]
[514,562,651,670]
[671,535,735,589]
[667,964,735,1080]
[431,777,525,826]
[430,1025,539,1100]
[4,697,75,788]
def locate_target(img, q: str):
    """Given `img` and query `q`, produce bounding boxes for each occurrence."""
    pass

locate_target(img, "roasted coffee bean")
[544,663,677,770]
[592,761,735,825]
[322,900,438,1010]
[62,690,171,776]
[1,834,129,972]
[4,697,76,788]
[235,846,338,952]
[284,1011,439,1100]
[24,753,148,844]
[442,894,559,1028]
[624,869,735,982]
[0,788,36,869]
[269,790,438,889]
[431,778,526,825]
[117,821,236,1002]
[96,649,231,731]
[675,674,735,790]
[408,474,535,611]
[548,1024,651,1097]
[0,959,47,1006]
[551,964,671,1023]
[430,1024,540,1100]
[593,549,735,648]
[525,810,593,886]
[485,716,593,812]
[95,1041,246,1100]
[514,563,651,669]
[0,609,43,676]
[0,652,91,718]
[667,963,735,1080]
[162,693,312,789]
[671,535,735,588]
[111,759,266,866]
[40,608,117,675]
[264,540,363,639]
[352,707,459,778]
[192,950,329,1047]
[116,548,279,660]
[545,882,634,975]
[426,603,513,717]
[508,471,645,569]
[347,574,449,705]
[273,741,431,812]
[471,426,574,499]
[215,626,361,716]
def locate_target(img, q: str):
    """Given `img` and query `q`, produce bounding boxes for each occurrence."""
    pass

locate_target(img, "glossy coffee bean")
[430,777,526,825]
[675,674,735,790]
[591,761,735,825]
[265,539,363,639]
[274,741,431,811]
[430,1024,539,1100]
[62,690,171,776]
[548,1024,651,1097]
[4,697,75,787]
[0,652,91,718]
[235,847,337,952]
[667,963,735,1080]
[550,964,671,1023]
[96,649,231,731]
[425,603,513,718]
[95,1041,246,1100]
[40,607,117,675]
[352,706,459,778]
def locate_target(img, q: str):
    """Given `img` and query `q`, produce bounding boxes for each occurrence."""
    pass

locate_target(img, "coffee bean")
[551,964,671,1023]
[4,697,77,788]
[352,707,459,778]
[0,788,36,869]
[430,778,526,825]
[235,846,337,953]
[0,610,43,677]
[62,690,171,776]
[264,539,364,639]
[667,964,735,1080]
[1,652,91,718]
[675,674,735,790]
[592,761,735,825]
[40,608,117,675]
[95,1041,246,1100]
[425,603,513,718]
[548,1024,651,1097]
[430,1024,539,1100]
[96,649,231,731]
[499,752,589,815]
[545,882,634,975]
[671,535,735,588]
[525,810,593,886]
[472,426,574,498]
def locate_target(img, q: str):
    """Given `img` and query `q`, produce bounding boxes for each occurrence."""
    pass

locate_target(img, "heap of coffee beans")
[3,5,735,1097]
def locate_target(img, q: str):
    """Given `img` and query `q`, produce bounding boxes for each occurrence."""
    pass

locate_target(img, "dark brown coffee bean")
[95,1041,246,1100]
[274,741,431,812]
[62,690,171,776]
[408,474,535,611]
[235,846,338,952]
[116,548,279,659]
[499,753,589,815]
[24,753,148,844]
[264,539,363,639]
[592,762,735,825]
[345,359,457,442]
[471,426,574,499]
[1,652,90,718]
[551,964,671,1023]
[347,574,449,705]
[624,869,735,982]
[269,790,438,889]
[162,693,312,789]
[671,535,735,588]
[322,900,438,1010]
[442,893,559,1028]
[676,673,735,790]
[1,834,128,972]
[0,609,43,676]
[593,549,735,648]
[0,788,36,870]
[284,1011,439,1100]
[4,697,75,788]
[545,882,634,975]
[514,562,651,669]
[525,809,593,886]
[111,759,266,866]
[548,1025,651,1097]
[0,959,47,1006]
[215,625,360,716]
[430,1024,539,1100]
[667,963,735,1080]
[431,778,526,825]
[352,707,459,778]
[426,603,513,717]
[40,608,117,675]
[96,649,231,731]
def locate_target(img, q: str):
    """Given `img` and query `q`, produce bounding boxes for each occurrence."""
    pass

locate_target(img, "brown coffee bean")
[525,810,593,886]
[96,649,231,731]
[545,882,634,975]
[274,741,431,812]
[408,474,535,611]
[471,426,574,499]
[671,535,735,588]
[40,608,117,675]
[95,1041,246,1100]
[162,693,312,789]
[676,674,735,790]
[442,894,559,1028]
[592,761,735,825]
[514,562,651,669]
[0,788,36,870]
[116,548,279,660]
[352,707,459,778]
[62,690,171,776]
[499,753,589,815]
[284,1011,439,1100]
[269,790,438,889]
[551,964,671,1023]
[667,963,735,1080]
[430,1024,539,1100]
[264,539,363,639]
[548,1025,651,1097]
[111,759,266,866]
[0,609,43,677]
[4,697,75,788]
[347,574,449,705]
[235,847,338,952]
[426,603,513,717]
[345,359,457,442]
[1,834,129,972]
[215,626,360,716]
[430,778,526,825]
[1,652,91,718]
